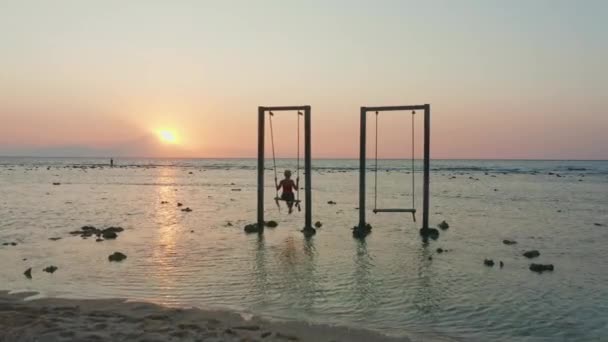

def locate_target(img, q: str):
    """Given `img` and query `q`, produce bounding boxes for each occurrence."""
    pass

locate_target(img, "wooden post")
[304,106,313,230]
[257,107,265,232]
[422,104,430,230]
[359,107,367,229]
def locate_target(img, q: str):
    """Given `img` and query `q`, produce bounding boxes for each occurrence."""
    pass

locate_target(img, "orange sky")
[1,1,606,159]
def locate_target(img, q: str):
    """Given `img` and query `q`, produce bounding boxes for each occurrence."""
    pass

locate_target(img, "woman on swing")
[276,170,298,214]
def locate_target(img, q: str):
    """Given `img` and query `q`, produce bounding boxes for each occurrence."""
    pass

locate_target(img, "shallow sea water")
[1,158,607,341]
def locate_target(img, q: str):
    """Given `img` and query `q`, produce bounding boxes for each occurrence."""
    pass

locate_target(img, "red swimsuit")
[280,179,295,193]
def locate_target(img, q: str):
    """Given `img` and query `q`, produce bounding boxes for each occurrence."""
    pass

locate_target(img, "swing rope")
[268,112,279,204]
[412,111,415,209]
[296,111,302,206]
[372,110,417,220]
[374,111,379,211]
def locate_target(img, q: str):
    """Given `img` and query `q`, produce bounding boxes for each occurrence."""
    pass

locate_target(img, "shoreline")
[0,290,457,342]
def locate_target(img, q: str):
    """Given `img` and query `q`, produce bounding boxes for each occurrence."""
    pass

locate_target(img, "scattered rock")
[24,268,32,279]
[49,237,62,241]
[160,201,169,204]
[530,263,554,273]
[428,256,433,260]
[43,266,58,273]
[261,331,272,338]
[181,207,193,212]
[419,227,439,240]
[96,238,103,242]
[352,223,372,238]
[101,231,117,239]
[327,201,337,205]
[177,203,183,207]
[314,221,323,228]
[594,223,604,227]
[244,223,261,233]
[188,171,193,174]
[436,248,444,253]
[82,225,97,231]
[102,227,124,234]
[225,221,233,227]
[438,220,449,230]
[264,220,278,228]
[484,259,495,267]
[302,227,316,237]
[499,261,504,268]
[231,188,242,191]
[502,239,517,245]
[108,252,127,262]
[523,250,540,258]
[52,182,61,185]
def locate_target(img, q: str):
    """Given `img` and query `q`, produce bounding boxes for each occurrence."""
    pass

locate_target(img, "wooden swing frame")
[355,105,431,235]
[257,106,313,234]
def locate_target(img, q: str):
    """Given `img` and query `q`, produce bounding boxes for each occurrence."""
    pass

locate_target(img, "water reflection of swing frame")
[257,106,314,235]
[355,105,431,235]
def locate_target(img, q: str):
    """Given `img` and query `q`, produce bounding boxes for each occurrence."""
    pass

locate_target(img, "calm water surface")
[1,158,607,341]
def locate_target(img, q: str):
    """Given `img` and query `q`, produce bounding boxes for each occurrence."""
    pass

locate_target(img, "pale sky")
[1,0,606,159]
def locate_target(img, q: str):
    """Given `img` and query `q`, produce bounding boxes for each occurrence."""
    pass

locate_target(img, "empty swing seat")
[373,208,416,213]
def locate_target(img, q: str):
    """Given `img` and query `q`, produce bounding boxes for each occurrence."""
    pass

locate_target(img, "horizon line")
[1,155,607,162]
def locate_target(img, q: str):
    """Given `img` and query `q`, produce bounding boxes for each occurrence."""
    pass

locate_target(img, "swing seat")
[274,197,301,203]
[373,208,416,213]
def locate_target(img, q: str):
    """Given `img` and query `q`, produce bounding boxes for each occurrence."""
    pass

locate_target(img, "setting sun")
[158,130,178,144]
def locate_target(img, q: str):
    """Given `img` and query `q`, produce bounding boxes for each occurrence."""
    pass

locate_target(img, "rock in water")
[484,259,495,267]
[102,231,117,239]
[438,220,450,230]
[530,263,554,273]
[327,201,337,205]
[302,227,316,237]
[24,268,32,279]
[102,227,124,234]
[43,266,58,273]
[177,202,183,207]
[81,225,97,232]
[419,227,440,240]
[244,223,261,233]
[264,220,278,228]
[181,207,193,212]
[503,239,517,245]
[108,252,127,262]
[500,261,504,268]
[523,250,540,258]
[352,223,372,238]
[314,221,323,228]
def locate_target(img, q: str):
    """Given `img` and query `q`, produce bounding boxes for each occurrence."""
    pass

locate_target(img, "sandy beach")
[0,291,421,342]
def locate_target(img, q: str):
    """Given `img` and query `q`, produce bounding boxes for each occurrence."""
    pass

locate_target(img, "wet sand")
[0,291,420,342]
